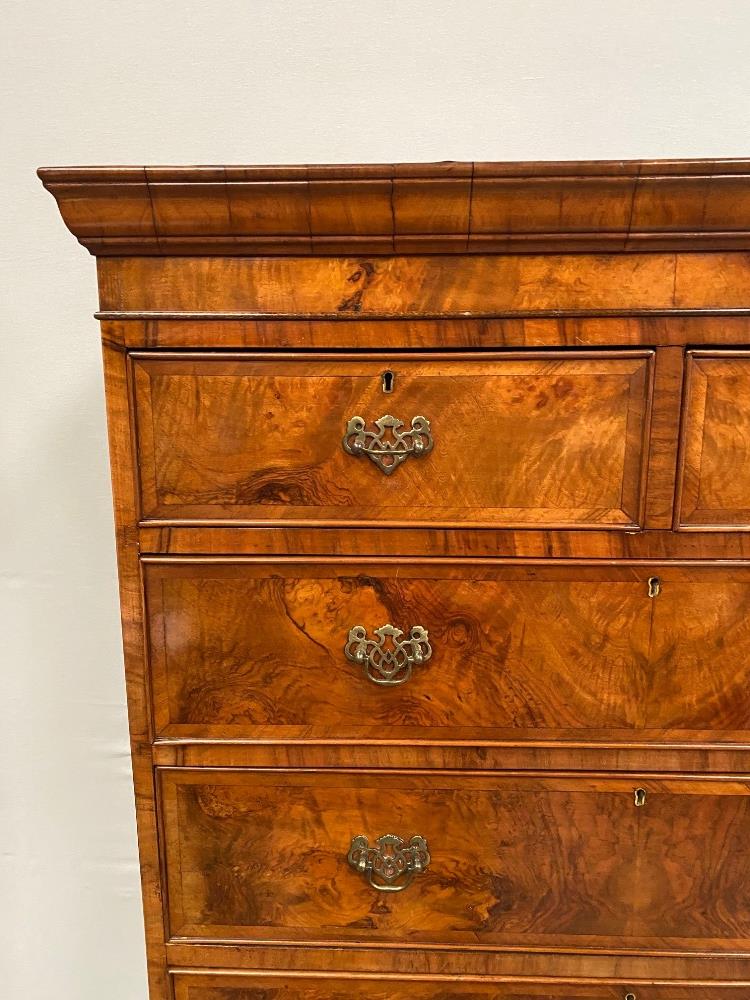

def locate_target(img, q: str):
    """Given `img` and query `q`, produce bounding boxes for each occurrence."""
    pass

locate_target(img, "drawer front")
[678,351,750,528]
[132,351,653,527]
[160,769,750,949]
[172,973,745,1000]
[145,561,750,742]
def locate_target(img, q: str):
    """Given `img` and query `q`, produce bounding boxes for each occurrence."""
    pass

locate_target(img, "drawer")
[160,769,750,950]
[145,560,750,743]
[172,972,746,1000]
[678,351,750,529]
[132,351,653,528]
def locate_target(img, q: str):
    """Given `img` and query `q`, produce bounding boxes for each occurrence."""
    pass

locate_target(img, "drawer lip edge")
[97,308,750,321]
[164,933,750,959]
[154,765,750,780]
[128,347,657,359]
[151,735,750,751]
[167,967,750,987]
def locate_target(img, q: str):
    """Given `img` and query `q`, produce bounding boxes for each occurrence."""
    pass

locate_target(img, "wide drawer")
[172,972,747,1000]
[145,560,750,743]
[678,351,750,529]
[160,769,750,950]
[132,351,653,527]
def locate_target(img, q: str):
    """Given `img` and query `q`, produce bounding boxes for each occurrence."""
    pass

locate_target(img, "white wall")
[2,2,750,997]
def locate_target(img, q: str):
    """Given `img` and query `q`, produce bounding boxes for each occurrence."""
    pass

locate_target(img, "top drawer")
[678,351,750,529]
[132,351,653,528]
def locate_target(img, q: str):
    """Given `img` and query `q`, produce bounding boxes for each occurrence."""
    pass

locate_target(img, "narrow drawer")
[132,351,653,528]
[160,769,750,950]
[677,350,750,529]
[145,560,750,743]
[172,972,746,1000]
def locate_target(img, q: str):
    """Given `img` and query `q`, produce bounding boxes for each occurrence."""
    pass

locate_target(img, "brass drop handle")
[344,624,432,685]
[347,833,430,892]
[342,414,433,475]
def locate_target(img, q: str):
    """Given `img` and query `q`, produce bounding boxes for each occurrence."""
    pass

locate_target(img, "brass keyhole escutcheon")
[647,576,661,598]
[634,788,647,807]
[625,993,636,1000]
[382,369,395,393]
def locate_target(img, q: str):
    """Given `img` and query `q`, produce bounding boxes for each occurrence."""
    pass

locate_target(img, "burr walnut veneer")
[40,160,750,999]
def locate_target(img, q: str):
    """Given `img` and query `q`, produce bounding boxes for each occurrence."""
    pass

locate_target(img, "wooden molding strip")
[165,933,750,959]
[38,158,750,255]
[168,969,750,986]
[151,736,750,751]
[93,308,750,320]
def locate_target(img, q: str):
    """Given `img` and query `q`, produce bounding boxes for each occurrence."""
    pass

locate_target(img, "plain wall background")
[3,1,750,997]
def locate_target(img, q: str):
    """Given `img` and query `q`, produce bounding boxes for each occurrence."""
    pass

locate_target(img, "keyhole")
[382,369,394,393]
[647,576,661,598]
[634,788,647,807]
[625,993,636,1000]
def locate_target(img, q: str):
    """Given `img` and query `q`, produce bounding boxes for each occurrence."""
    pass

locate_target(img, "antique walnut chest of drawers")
[40,160,750,999]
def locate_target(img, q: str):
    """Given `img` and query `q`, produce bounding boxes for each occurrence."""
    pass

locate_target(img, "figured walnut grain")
[132,352,652,529]
[160,769,750,950]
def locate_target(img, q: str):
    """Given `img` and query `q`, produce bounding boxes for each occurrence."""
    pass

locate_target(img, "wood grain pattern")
[101,341,169,999]
[159,769,750,950]
[38,160,750,255]
[677,351,750,529]
[154,741,750,778]
[137,525,750,560]
[102,315,750,352]
[132,352,652,528]
[172,971,750,1000]
[145,562,649,740]
[643,347,684,528]
[166,942,750,982]
[96,253,750,315]
[143,561,750,744]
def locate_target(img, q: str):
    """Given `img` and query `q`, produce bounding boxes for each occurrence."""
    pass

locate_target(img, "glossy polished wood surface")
[132,352,652,527]
[678,351,750,529]
[161,769,750,950]
[97,252,750,315]
[40,160,750,998]
[145,560,750,743]
[172,973,750,999]
[38,159,750,255]
[166,943,750,982]
[104,315,750,350]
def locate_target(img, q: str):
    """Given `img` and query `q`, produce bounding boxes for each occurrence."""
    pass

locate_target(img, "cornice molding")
[38,158,750,256]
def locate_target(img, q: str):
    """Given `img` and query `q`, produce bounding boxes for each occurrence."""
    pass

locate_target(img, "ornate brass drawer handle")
[344,624,432,686]
[342,414,433,475]
[347,833,430,892]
